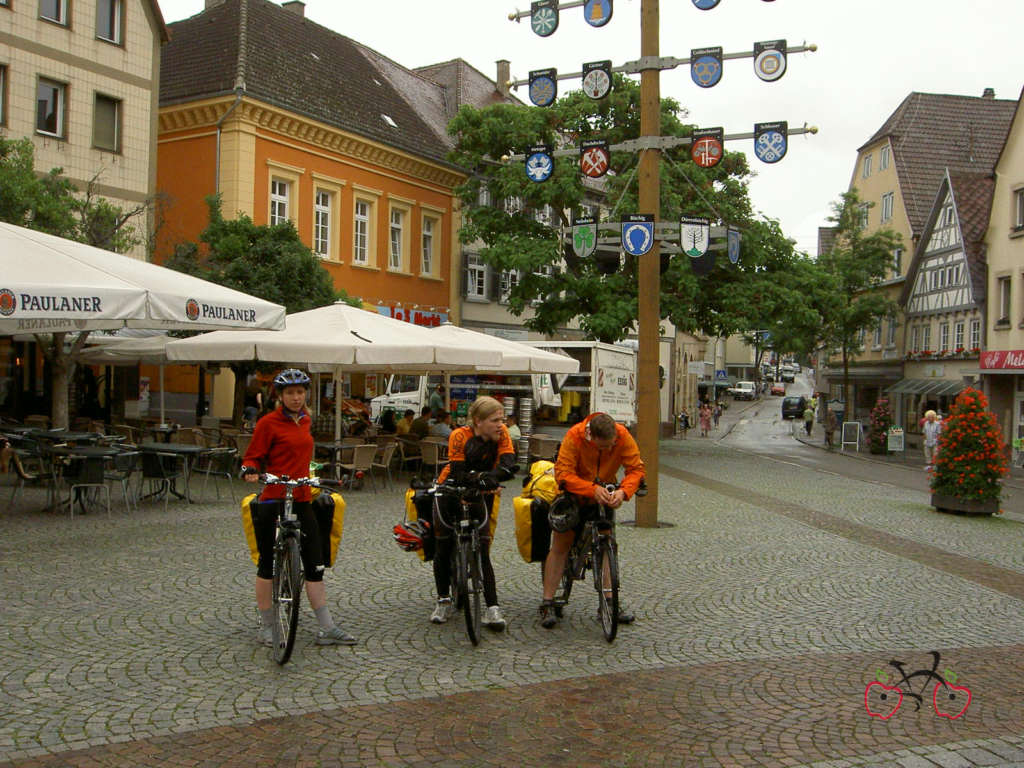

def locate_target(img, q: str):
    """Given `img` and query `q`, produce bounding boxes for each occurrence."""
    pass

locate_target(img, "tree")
[165,196,348,423]
[815,190,902,408]
[931,387,1008,507]
[0,137,151,428]
[447,77,810,344]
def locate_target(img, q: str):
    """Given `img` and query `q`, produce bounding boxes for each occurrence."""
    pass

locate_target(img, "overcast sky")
[157,0,1024,255]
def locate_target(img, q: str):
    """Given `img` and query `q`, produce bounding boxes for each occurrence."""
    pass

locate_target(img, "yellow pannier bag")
[513,460,558,563]
[241,486,345,566]
[524,460,559,503]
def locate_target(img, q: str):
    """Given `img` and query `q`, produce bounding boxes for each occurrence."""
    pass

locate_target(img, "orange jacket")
[554,414,645,501]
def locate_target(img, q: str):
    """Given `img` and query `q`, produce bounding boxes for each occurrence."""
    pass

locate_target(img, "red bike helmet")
[392,519,431,551]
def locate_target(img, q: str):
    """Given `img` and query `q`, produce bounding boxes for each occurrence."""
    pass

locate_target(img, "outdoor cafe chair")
[104,450,140,512]
[6,450,39,511]
[418,440,448,481]
[338,444,378,492]
[60,454,111,519]
[194,446,238,503]
[396,435,422,476]
[138,450,186,514]
[370,442,397,490]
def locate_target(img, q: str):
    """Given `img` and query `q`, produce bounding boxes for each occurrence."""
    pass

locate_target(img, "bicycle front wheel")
[459,538,483,646]
[272,536,303,665]
[594,537,619,643]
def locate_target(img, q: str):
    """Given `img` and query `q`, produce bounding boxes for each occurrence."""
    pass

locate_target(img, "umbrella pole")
[334,369,342,441]
[160,364,166,426]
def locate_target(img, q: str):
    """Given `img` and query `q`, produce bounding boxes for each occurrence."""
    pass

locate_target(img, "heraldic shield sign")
[691,46,723,88]
[754,121,788,164]
[531,0,558,37]
[727,227,741,264]
[572,216,599,259]
[692,0,721,8]
[680,217,710,258]
[529,68,558,107]
[525,145,554,183]
[580,139,611,178]
[753,39,787,82]
[691,127,724,168]
[584,0,612,27]
[622,214,655,257]
[582,60,613,100]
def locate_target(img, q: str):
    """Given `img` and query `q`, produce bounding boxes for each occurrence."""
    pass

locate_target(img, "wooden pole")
[635,0,660,527]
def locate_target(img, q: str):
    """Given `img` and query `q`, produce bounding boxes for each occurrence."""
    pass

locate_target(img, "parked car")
[781,395,807,419]
[770,383,786,396]
[728,381,757,400]
[780,366,795,383]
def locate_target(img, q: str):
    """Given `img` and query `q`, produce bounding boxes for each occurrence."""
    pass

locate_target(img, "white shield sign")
[680,217,710,258]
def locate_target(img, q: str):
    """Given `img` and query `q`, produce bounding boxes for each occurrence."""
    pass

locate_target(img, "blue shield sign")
[584,0,612,27]
[531,0,559,37]
[525,145,554,183]
[692,0,721,8]
[727,228,741,264]
[754,121,788,164]
[529,68,558,107]
[690,47,723,88]
[621,215,655,256]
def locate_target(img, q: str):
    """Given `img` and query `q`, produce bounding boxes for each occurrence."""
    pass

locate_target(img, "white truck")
[727,381,757,400]
[369,341,637,428]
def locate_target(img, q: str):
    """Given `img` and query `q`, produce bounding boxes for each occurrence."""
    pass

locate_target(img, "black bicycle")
[553,479,645,642]
[258,473,338,665]
[431,474,499,646]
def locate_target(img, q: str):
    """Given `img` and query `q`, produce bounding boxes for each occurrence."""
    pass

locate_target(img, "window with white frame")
[881,192,894,222]
[892,248,902,276]
[503,196,523,216]
[35,78,66,137]
[353,199,371,264]
[97,0,123,44]
[40,0,67,24]
[466,253,487,299]
[1014,188,1024,231]
[93,94,120,152]
[857,204,869,229]
[998,276,1011,324]
[862,154,872,178]
[954,321,965,350]
[389,207,405,270]
[887,315,897,346]
[910,325,919,353]
[939,322,949,353]
[478,185,491,208]
[879,145,890,170]
[313,189,331,258]
[499,270,520,304]
[421,215,438,275]
[922,324,931,351]
[970,319,981,349]
[269,179,289,226]
[873,320,882,349]
[857,327,866,348]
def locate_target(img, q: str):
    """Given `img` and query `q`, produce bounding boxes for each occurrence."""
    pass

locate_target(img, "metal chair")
[194,446,238,503]
[61,455,111,519]
[396,435,422,476]
[138,451,185,513]
[6,450,39,510]
[370,442,397,490]
[338,444,378,492]
[104,450,140,511]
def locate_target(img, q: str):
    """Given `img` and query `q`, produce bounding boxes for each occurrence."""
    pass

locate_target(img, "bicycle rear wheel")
[272,536,303,664]
[594,537,619,643]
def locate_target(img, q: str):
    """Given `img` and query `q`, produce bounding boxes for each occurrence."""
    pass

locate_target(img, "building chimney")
[982,87,995,99]
[496,59,511,98]
[282,1,305,16]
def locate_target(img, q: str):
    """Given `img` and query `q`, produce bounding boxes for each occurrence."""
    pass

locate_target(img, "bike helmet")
[273,368,311,390]
[547,493,579,533]
[392,519,431,552]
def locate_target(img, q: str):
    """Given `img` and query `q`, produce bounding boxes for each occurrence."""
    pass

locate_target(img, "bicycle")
[552,479,646,643]
[256,473,340,665]
[430,473,501,646]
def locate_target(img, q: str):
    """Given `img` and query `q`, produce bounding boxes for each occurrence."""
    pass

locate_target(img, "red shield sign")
[691,136,723,168]
[580,143,610,178]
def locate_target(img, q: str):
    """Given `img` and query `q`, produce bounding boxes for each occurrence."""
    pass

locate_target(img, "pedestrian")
[803,404,814,436]
[506,413,522,442]
[713,401,722,429]
[677,407,690,439]
[428,410,453,439]
[922,409,942,470]
[824,408,837,449]
[429,384,445,418]
[699,403,712,437]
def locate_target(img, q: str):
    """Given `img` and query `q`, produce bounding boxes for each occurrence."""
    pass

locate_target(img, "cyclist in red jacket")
[241,369,356,647]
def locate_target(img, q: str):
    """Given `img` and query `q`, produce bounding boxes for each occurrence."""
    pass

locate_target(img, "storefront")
[980,351,1024,465]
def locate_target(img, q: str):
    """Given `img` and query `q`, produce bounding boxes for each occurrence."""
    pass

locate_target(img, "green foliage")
[931,388,1008,504]
[867,398,894,453]
[447,77,809,344]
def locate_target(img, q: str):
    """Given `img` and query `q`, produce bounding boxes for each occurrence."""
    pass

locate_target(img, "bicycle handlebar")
[257,473,342,489]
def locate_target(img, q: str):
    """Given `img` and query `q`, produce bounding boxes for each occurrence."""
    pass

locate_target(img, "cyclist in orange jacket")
[540,412,645,628]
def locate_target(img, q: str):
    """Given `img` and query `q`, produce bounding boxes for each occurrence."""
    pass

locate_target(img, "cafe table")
[139,442,207,502]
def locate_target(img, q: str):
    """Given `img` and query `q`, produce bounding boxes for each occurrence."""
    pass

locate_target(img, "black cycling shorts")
[253,500,326,582]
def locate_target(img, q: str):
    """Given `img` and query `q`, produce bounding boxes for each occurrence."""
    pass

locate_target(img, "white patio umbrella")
[79,334,176,425]
[0,222,286,333]
[165,302,505,439]
[427,324,580,374]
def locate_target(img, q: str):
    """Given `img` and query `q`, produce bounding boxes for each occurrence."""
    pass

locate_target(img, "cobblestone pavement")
[2,436,1023,767]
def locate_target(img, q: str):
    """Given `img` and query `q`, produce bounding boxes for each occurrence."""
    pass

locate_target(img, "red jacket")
[242,408,314,501]
[555,414,646,501]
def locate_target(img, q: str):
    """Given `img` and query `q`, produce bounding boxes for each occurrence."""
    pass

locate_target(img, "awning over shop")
[886,378,965,397]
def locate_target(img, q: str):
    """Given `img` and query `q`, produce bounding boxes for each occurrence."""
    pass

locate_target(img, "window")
[0,65,7,127]
[92,94,120,152]
[313,189,331,258]
[269,179,289,226]
[939,323,949,352]
[857,204,869,229]
[862,154,872,178]
[96,0,123,43]
[503,196,523,216]
[466,253,487,299]
[388,208,404,270]
[998,276,1011,324]
[873,320,882,349]
[892,248,902,276]
[879,145,890,170]
[887,316,897,347]
[922,324,931,351]
[881,192,894,222]
[40,0,67,24]
[353,199,371,264]
[35,78,66,137]
[910,326,919,353]
[478,186,491,208]
[421,215,439,275]
[499,270,520,304]
[954,321,965,350]
[970,319,981,349]
[1014,188,1024,231]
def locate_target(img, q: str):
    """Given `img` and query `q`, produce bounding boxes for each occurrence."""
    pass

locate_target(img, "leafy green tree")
[815,190,902,408]
[165,195,349,422]
[448,76,809,344]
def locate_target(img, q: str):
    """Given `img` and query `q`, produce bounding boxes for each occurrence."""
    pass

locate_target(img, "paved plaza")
[2,428,1024,767]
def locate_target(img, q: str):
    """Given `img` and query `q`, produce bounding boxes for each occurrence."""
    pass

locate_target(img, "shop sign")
[980,350,1024,369]
[375,305,448,327]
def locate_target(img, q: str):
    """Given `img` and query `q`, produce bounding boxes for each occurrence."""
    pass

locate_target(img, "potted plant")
[867,397,894,454]
[930,387,1008,516]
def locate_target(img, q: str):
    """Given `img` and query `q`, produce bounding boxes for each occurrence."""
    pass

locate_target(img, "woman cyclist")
[429,396,516,630]
[241,369,356,647]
